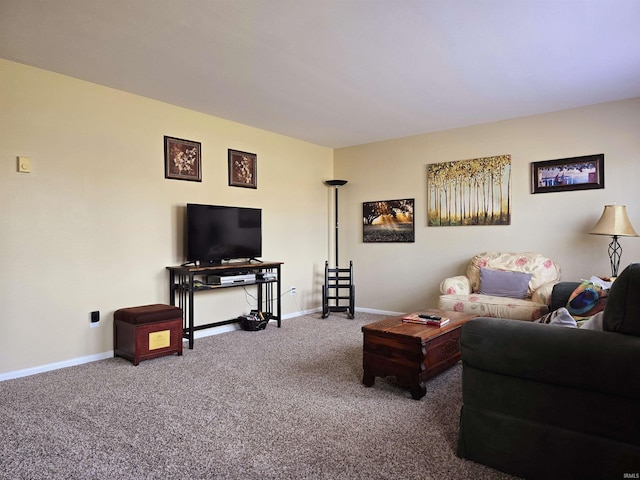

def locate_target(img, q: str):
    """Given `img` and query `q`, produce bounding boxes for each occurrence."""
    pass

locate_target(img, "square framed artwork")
[363,198,414,242]
[531,154,604,194]
[228,149,257,189]
[164,136,202,182]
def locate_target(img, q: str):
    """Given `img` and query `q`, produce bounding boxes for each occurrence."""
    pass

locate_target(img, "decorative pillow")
[566,281,608,318]
[478,268,532,299]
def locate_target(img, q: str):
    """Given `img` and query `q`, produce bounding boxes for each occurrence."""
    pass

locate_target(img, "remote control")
[418,314,441,320]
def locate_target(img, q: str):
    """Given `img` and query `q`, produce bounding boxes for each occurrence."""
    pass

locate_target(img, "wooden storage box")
[114,304,183,365]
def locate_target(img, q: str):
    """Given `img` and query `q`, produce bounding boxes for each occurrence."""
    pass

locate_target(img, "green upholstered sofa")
[456,263,640,479]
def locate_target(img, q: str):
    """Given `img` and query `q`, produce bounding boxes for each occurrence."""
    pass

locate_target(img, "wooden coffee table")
[362,309,476,400]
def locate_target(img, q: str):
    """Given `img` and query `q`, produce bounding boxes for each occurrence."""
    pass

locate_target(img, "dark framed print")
[363,198,415,243]
[164,136,202,182]
[228,149,257,189]
[531,154,604,194]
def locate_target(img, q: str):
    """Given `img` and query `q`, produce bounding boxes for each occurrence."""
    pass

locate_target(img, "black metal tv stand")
[166,261,283,348]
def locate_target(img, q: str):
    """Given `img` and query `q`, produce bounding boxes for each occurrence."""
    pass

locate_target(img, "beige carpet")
[0,312,518,479]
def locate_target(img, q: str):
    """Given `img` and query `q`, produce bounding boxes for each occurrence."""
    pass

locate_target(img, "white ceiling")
[1,0,640,148]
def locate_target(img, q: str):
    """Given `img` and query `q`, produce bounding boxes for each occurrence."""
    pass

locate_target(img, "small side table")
[114,304,183,365]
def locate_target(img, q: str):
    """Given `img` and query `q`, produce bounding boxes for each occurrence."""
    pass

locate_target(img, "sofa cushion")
[438,293,548,321]
[478,268,532,299]
[114,304,183,324]
[603,263,640,336]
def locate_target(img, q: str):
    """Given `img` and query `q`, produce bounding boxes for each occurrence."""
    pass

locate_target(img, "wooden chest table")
[362,309,476,399]
[114,304,183,366]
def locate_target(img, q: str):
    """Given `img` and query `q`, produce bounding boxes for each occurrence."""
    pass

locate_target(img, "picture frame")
[531,154,604,194]
[427,155,511,226]
[228,149,257,189]
[363,198,415,243]
[164,136,202,182]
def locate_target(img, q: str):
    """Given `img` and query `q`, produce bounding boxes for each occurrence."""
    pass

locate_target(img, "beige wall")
[334,98,640,313]
[0,60,333,375]
[3,57,639,377]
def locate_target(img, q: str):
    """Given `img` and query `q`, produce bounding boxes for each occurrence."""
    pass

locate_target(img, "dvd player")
[208,273,256,285]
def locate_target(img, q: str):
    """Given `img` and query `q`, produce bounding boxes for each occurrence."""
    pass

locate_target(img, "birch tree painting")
[427,155,511,226]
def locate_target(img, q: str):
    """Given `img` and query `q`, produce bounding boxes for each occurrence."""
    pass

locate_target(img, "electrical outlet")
[290,286,296,296]
[90,311,100,328]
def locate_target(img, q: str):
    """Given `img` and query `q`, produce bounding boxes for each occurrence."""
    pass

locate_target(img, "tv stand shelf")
[166,261,283,349]
[186,279,276,291]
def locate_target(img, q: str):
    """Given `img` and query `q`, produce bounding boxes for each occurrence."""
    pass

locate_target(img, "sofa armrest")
[439,275,471,295]
[531,281,557,305]
[460,317,640,399]
[550,281,581,312]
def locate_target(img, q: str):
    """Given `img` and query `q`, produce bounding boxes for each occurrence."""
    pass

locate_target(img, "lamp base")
[608,235,622,278]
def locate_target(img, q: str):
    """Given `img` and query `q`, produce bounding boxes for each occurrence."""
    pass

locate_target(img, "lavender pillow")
[478,268,532,299]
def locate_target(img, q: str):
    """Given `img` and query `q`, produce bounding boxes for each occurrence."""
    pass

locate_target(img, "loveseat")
[456,263,640,479]
[438,252,560,321]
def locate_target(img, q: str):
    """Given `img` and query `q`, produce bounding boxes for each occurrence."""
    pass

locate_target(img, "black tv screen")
[186,204,262,264]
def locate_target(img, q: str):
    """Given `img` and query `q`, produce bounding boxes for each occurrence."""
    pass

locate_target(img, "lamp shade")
[590,205,638,237]
[325,179,348,187]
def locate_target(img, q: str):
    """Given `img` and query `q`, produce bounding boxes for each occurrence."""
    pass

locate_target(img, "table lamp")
[589,204,638,278]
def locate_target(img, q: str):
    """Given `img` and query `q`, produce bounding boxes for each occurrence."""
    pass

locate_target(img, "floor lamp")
[590,204,638,278]
[322,180,355,318]
[325,179,347,267]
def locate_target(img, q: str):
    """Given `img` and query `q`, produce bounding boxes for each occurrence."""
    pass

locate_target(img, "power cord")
[242,286,304,316]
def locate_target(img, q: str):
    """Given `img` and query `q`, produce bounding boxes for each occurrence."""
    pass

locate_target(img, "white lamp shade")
[590,205,638,237]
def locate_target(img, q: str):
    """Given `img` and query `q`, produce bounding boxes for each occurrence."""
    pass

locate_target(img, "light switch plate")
[17,156,31,173]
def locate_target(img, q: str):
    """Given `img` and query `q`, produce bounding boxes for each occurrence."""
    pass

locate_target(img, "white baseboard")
[0,351,114,382]
[0,307,392,382]
[282,307,322,319]
[355,307,404,316]
[192,307,321,341]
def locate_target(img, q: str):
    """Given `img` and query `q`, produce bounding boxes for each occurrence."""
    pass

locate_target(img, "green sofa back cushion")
[603,263,640,336]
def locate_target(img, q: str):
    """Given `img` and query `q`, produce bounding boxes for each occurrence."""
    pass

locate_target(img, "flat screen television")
[186,203,262,264]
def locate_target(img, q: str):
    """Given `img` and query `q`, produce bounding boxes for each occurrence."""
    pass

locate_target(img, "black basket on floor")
[238,314,268,331]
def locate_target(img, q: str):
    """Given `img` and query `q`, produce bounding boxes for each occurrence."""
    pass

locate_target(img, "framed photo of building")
[164,136,202,182]
[228,149,257,189]
[363,198,414,242]
[531,154,604,194]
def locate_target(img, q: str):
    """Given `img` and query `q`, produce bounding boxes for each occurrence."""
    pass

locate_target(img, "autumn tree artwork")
[363,199,414,243]
[427,155,511,226]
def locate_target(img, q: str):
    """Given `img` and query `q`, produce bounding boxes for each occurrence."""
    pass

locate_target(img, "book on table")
[402,313,450,327]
